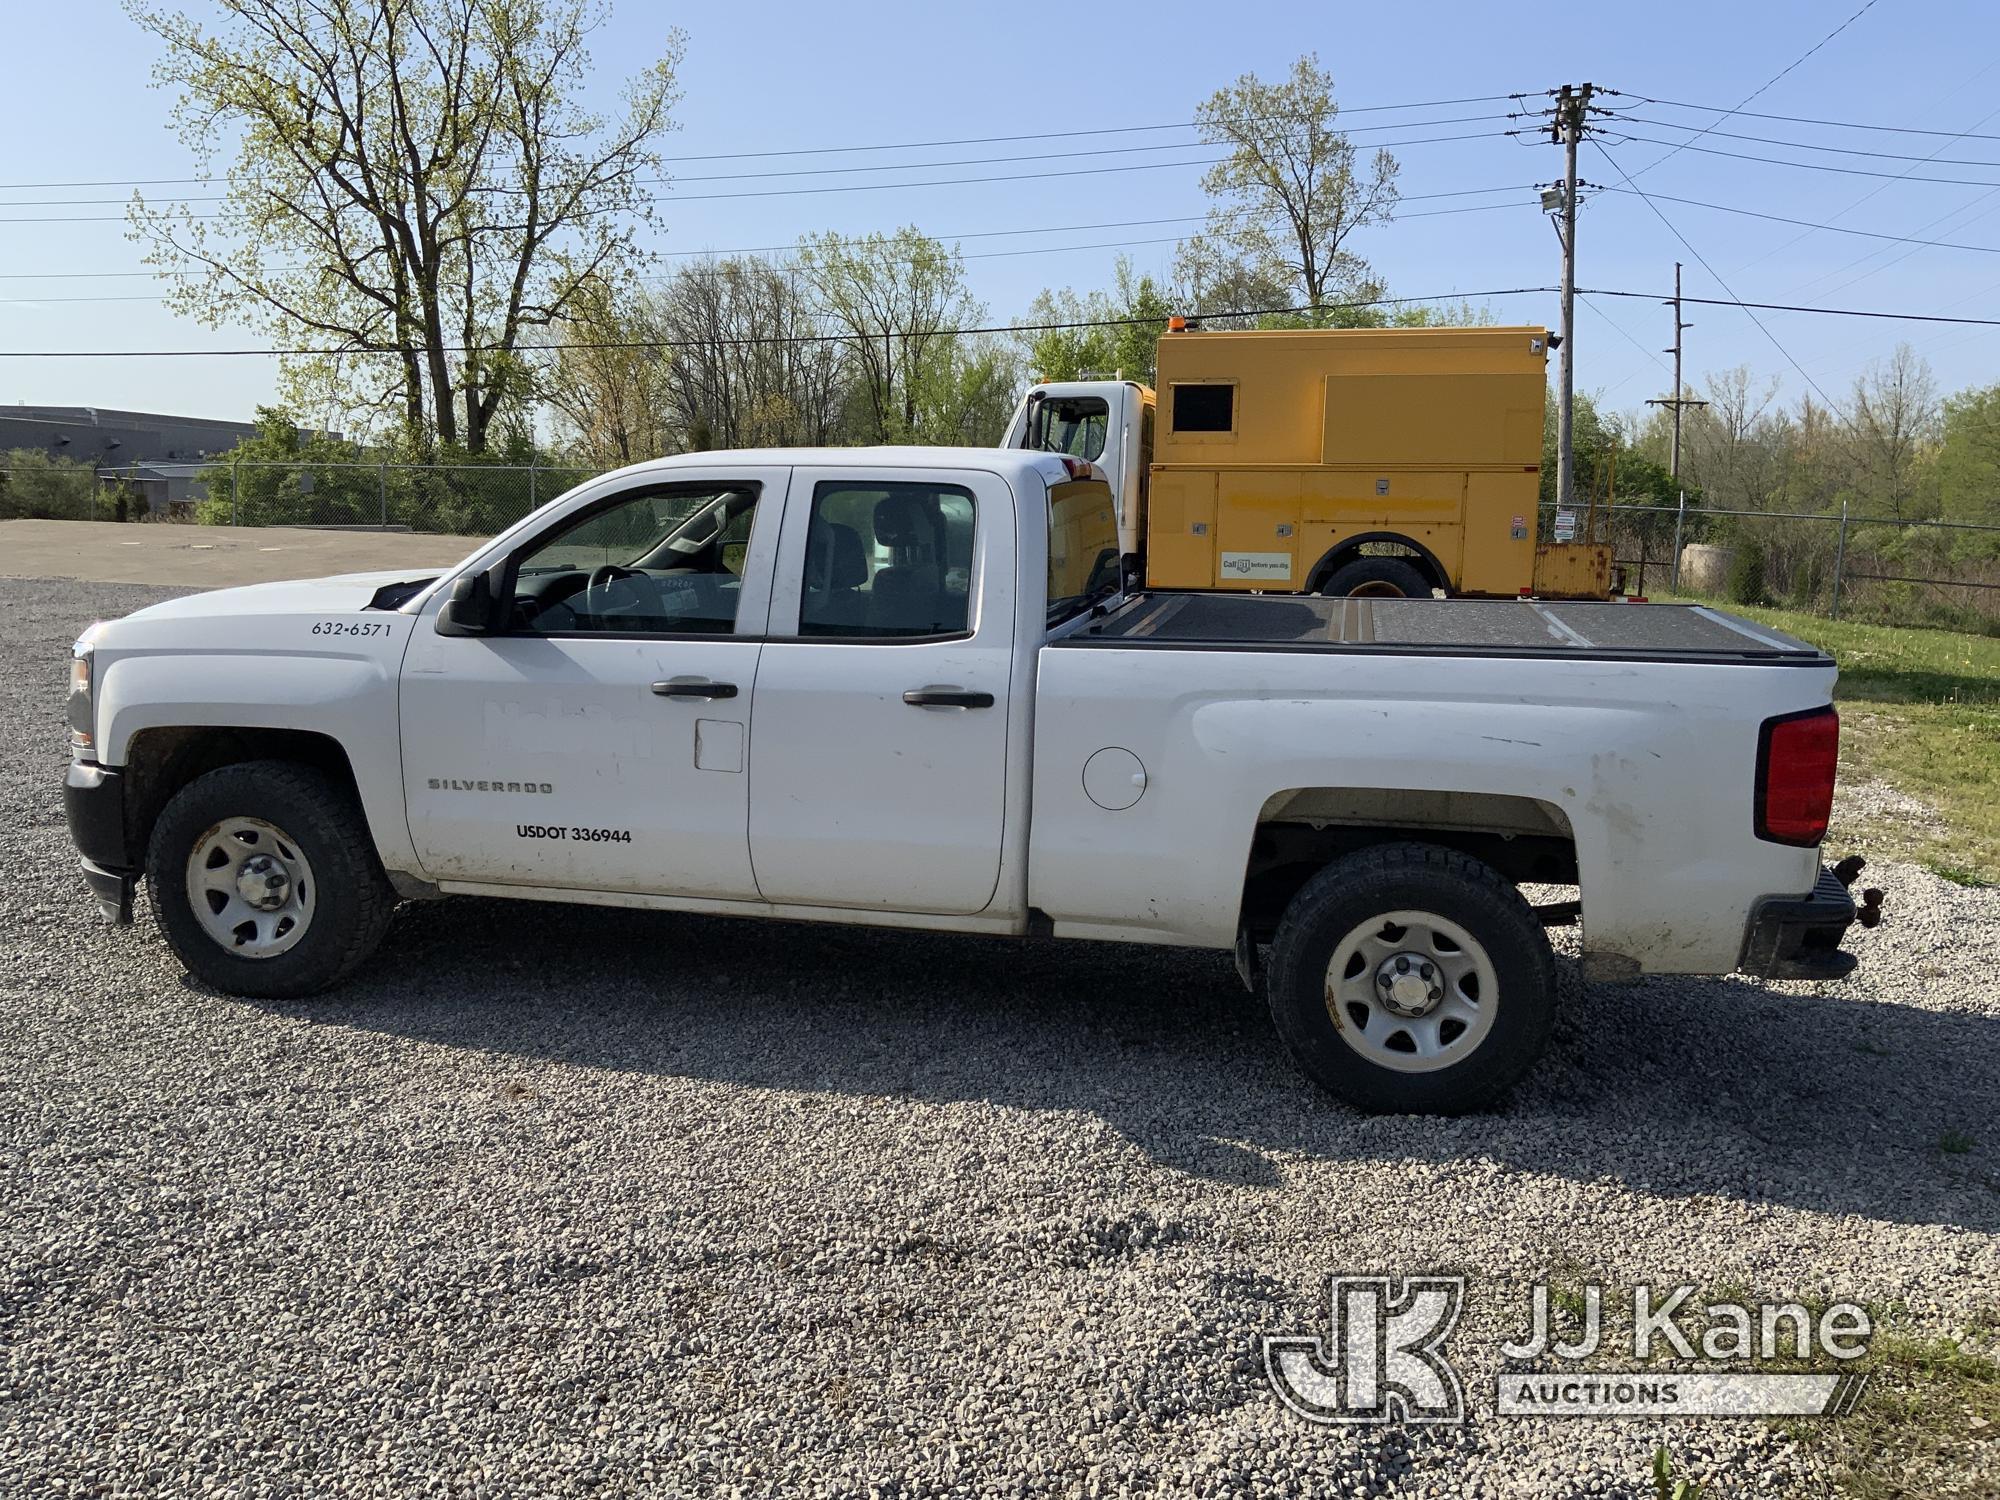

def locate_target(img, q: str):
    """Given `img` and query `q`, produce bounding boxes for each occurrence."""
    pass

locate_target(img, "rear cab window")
[798,480,976,639]
[1046,478,1119,629]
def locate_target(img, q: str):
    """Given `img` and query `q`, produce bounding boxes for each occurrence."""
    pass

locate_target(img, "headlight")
[67,638,95,756]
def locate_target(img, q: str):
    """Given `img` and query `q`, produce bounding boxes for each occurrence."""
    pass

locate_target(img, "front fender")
[95,649,418,879]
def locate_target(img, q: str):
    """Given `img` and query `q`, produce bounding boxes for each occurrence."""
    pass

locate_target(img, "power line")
[1609,115,2000,169]
[0,189,1538,292]
[1579,292,1671,374]
[0,93,1530,193]
[10,279,2000,359]
[1759,92,2000,299]
[1613,91,2000,142]
[1621,0,1880,180]
[1604,131,2000,188]
[0,198,1537,308]
[0,287,1564,357]
[1578,286,2000,328]
[1597,187,2000,253]
[0,130,1515,225]
[0,117,1523,209]
[1591,140,1842,413]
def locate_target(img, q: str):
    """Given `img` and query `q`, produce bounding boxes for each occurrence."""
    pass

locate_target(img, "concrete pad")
[0,519,484,588]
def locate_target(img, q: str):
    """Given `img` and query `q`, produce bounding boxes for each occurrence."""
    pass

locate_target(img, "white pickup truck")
[63,447,1868,1113]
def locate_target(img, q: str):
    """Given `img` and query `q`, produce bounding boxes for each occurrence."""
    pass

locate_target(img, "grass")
[1664,597,2000,882]
[1792,1326,2000,1498]
[1533,1272,2000,1497]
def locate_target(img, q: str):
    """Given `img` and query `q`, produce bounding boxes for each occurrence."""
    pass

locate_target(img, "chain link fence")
[1556,499,2000,633]
[10,457,2000,634]
[0,460,601,536]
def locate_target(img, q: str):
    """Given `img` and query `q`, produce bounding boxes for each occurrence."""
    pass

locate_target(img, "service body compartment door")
[400,466,788,898]
[748,465,1016,914]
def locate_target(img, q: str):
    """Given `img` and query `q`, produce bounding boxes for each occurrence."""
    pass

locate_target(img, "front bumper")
[63,760,135,924]
[1739,864,1859,981]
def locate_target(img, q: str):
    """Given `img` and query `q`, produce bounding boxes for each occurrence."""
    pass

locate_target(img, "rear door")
[747,465,1017,913]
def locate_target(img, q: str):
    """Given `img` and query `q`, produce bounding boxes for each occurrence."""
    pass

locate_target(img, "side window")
[1171,382,1234,433]
[1024,395,1109,460]
[508,483,760,635]
[799,480,975,639]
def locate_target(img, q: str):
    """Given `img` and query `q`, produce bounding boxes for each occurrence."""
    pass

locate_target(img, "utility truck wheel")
[1266,842,1554,1115]
[1321,556,1432,598]
[146,760,395,998]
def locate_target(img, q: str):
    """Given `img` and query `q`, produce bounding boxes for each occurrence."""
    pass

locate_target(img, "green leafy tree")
[1936,382,2000,525]
[1174,53,1399,322]
[796,227,1013,444]
[1022,259,1172,383]
[127,0,683,455]
[0,451,111,520]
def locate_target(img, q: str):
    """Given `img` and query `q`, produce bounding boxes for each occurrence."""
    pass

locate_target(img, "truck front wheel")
[145,760,396,998]
[1265,842,1555,1114]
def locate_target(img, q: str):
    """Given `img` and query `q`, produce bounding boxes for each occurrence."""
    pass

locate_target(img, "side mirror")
[435,569,502,636]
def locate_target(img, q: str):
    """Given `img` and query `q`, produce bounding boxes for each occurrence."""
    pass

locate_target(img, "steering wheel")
[588,563,641,594]
[582,564,647,625]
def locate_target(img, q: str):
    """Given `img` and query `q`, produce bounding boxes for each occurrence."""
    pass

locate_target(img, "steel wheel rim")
[1324,909,1498,1074]
[1347,579,1410,598]
[185,816,316,959]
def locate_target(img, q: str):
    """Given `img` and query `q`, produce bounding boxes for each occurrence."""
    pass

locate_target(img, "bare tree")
[537,271,673,468]
[1685,367,1791,513]
[1847,344,1941,520]
[651,259,846,450]
[128,0,682,454]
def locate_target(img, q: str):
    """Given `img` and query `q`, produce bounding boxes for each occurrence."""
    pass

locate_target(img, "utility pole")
[1645,262,1707,487]
[1547,83,1594,518]
[1646,263,1708,591]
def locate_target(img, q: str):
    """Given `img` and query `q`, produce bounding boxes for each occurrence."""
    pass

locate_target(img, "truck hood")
[115,569,442,625]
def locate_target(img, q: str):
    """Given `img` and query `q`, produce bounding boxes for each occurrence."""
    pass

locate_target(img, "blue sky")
[2,0,1996,425]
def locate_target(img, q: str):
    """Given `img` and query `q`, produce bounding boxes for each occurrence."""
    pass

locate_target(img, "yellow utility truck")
[1001,323,1615,599]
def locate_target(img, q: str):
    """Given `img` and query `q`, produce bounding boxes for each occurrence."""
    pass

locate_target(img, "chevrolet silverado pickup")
[62,447,1864,1113]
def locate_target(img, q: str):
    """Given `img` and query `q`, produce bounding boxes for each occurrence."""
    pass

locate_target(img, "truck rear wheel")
[145,760,396,998]
[1320,556,1434,598]
[1265,842,1555,1114]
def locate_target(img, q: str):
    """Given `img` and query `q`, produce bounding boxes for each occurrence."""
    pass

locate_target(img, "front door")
[400,467,787,899]
[747,466,1016,914]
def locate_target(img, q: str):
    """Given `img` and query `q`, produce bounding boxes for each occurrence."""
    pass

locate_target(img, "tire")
[145,760,396,998]
[1265,842,1555,1115]
[1320,556,1433,598]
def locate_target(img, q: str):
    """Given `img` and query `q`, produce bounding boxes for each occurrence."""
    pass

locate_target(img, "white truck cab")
[62,446,1870,1114]
[1001,382,1151,565]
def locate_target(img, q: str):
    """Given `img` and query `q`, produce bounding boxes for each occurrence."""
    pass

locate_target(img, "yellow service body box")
[1143,326,1552,597]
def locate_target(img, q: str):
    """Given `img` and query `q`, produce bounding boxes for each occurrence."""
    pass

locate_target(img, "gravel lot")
[4,576,1997,1498]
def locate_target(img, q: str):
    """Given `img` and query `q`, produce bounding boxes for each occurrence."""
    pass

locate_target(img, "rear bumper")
[1739,865,1858,981]
[64,760,135,925]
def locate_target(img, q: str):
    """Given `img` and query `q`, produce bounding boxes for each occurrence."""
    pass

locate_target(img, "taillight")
[1756,706,1838,846]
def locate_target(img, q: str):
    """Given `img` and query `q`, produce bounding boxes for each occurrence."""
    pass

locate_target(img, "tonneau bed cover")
[1067,593,1829,665]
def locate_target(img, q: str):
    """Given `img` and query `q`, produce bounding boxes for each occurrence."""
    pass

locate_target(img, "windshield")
[1023,395,1110,462]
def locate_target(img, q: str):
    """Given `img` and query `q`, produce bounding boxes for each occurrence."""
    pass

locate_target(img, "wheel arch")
[1238,787,1578,941]
[1304,531,1449,594]
[122,726,366,873]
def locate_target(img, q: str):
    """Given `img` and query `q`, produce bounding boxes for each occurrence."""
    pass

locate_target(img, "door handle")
[902,687,994,709]
[652,679,739,700]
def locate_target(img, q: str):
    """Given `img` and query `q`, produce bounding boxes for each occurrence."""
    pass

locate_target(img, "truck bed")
[1067,593,1829,665]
